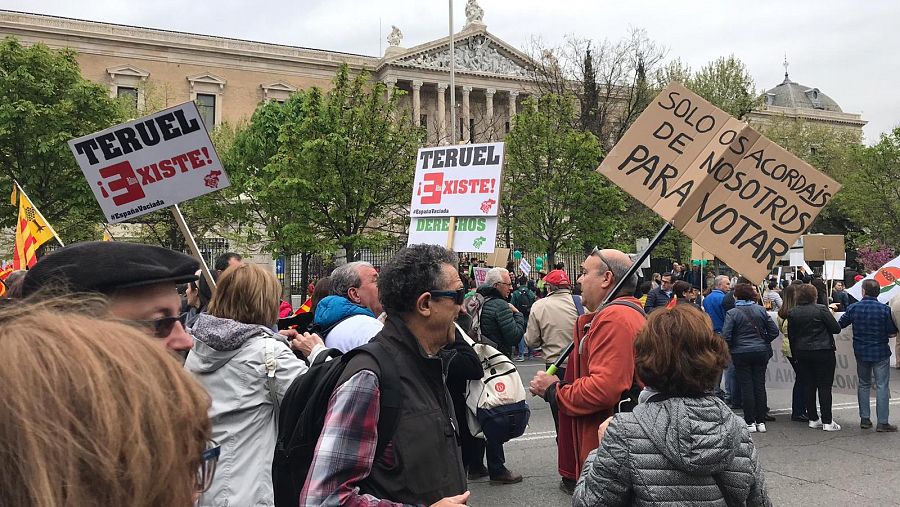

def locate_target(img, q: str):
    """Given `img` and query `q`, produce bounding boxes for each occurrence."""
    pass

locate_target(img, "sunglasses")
[429,288,466,305]
[196,439,220,493]
[133,313,188,338]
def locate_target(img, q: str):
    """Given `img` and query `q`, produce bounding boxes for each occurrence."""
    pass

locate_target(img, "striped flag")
[293,297,313,315]
[0,264,13,297]
[12,185,57,270]
[666,295,678,309]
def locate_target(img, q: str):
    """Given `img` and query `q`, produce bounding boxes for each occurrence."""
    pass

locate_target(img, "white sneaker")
[823,420,842,432]
[747,423,757,432]
[756,423,767,433]
[809,419,823,429]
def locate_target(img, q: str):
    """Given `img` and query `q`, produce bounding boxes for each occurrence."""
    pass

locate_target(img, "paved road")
[467,359,900,506]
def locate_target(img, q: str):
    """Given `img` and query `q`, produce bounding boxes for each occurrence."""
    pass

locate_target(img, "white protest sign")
[410,142,504,217]
[765,311,897,396]
[68,102,229,223]
[598,82,840,283]
[407,216,498,253]
[473,266,490,287]
[824,260,846,280]
[847,254,900,304]
[519,258,532,277]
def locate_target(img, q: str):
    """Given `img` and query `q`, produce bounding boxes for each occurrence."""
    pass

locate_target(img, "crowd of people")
[2,241,898,506]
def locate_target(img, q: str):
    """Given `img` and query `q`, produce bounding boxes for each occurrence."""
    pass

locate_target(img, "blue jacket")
[313,295,376,328]
[838,296,898,362]
[643,287,672,313]
[722,301,779,355]
[703,289,727,333]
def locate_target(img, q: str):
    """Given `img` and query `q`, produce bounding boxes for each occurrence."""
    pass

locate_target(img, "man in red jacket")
[529,248,646,494]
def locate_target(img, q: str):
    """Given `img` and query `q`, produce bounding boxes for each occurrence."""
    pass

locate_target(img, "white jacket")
[186,313,308,507]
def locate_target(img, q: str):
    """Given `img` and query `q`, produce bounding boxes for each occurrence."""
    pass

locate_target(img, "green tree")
[0,37,125,241]
[839,128,900,248]
[272,65,423,262]
[688,55,761,119]
[503,94,623,265]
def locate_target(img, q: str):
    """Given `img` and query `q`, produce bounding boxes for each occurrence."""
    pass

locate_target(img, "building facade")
[0,4,536,146]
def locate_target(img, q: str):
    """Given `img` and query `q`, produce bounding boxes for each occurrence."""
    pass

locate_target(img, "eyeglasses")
[495,281,512,287]
[590,247,613,275]
[429,288,466,305]
[196,440,220,493]
[133,313,188,339]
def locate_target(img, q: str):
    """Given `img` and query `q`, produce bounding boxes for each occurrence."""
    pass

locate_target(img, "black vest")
[348,316,467,504]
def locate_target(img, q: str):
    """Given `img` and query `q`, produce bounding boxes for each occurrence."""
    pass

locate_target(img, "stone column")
[384,77,397,101]
[412,80,422,126]
[461,86,472,143]
[485,88,495,141]
[436,82,448,144]
[508,90,519,128]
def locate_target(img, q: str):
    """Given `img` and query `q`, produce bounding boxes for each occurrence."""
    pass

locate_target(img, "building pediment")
[382,30,533,79]
[187,73,227,90]
[261,81,297,93]
[107,64,149,79]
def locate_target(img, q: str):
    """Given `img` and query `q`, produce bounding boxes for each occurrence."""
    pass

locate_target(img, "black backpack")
[272,341,402,507]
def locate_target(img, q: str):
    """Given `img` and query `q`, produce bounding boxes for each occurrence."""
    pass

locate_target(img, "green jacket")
[476,286,526,349]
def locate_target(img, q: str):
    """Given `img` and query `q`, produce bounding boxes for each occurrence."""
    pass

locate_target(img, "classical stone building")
[745,67,866,136]
[0,3,535,146]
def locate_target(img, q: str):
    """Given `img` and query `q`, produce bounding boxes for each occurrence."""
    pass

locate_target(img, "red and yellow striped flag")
[666,295,678,309]
[293,297,313,315]
[13,186,57,270]
[0,264,13,297]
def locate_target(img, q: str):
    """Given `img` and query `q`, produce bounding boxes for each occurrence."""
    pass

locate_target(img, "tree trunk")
[300,252,311,299]
[282,249,292,300]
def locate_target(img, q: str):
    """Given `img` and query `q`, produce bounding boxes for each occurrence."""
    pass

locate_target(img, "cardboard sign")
[519,258,531,277]
[407,216,498,253]
[410,142,504,217]
[802,234,845,261]
[486,248,511,268]
[690,241,715,261]
[847,253,900,304]
[68,102,229,223]
[473,266,490,287]
[598,82,840,283]
[824,260,846,280]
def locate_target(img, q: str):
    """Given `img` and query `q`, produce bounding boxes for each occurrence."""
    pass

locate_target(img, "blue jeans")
[725,363,742,405]
[857,357,891,424]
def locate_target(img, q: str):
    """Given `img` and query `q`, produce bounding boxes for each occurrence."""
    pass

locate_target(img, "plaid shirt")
[838,296,898,362]
[299,370,414,507]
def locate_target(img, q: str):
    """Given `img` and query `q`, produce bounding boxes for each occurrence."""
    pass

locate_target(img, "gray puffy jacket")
[573,392,771,506]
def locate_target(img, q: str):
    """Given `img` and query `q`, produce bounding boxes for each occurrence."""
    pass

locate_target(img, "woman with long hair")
[574,305,770,506]
[777,283,808,422]
[186,263,310,506]
[787,283,842,431]
[721,283,779,433]
[0,301,213,507]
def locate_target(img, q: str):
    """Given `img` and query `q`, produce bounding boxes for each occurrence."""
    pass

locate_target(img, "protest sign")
[803,234,845,261]
[519,258,531,277]
[847,253,900,303]
[410,142,504,217]
[68,102,229,224]
[407,216,498,253]
[765,311,897,396]
[598,82,840,283]
[486,248,511,268]
[473,266,490,287]
[824,260,846,280]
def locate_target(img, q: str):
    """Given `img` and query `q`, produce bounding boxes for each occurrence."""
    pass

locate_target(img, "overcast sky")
[3,0,897,143]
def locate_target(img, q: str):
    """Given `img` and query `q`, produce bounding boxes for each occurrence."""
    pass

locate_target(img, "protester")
[185,269,214,327]
[187,263,321,506]
[525,269,580,381]
[299,244,469,506]
[838,279,898,432]
[312,261,384,352]
[672,280,699,309]
[650,272,661,290]
[684,263,704,292]
[214,251,243,276]
[510,275,537,361]
[1,269,26,300]
[637,280,652,307]
[776,284,808,422]
[0,302,213,507]
[472,266,525,484]
[445,313,486,483]
[704,275,735,404]
[831,281,851,312]
[763,280,783,312]
[643,272,673,312]
[529,248,645,495]
[788,284,842,431]
[308,275,331,317]
[722,283,779,432]
[22,241,199,353]
[572,305,771,507]
[671,261,685,281]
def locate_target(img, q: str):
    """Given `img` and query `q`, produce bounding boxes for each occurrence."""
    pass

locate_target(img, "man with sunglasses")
[22,241,199,353]
[529,248,646,495]
[300,244,470,507]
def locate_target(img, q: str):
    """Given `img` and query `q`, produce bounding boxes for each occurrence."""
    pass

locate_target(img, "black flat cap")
[22,241,199,296]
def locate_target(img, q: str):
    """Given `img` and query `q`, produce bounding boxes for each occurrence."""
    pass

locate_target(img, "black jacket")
[350,315,467,504]
[787,303,841,352]
[475,286,526,349]
[445,317,483,444]
[643,287,671,313]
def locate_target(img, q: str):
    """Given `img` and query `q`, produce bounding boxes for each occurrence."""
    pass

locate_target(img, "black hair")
[378,244,457,315]
[214,252,242,272]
